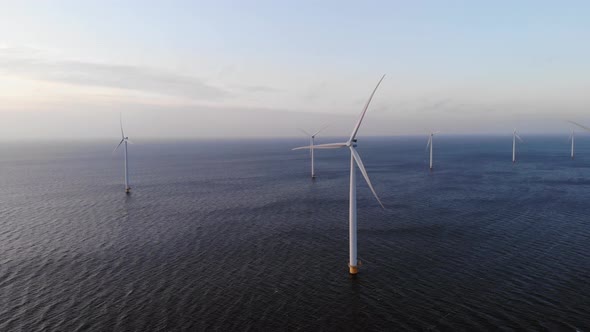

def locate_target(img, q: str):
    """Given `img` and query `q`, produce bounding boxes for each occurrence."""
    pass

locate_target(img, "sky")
[0,0,589,139]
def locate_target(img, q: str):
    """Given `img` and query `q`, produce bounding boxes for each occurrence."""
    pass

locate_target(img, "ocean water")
[0,136,589,331]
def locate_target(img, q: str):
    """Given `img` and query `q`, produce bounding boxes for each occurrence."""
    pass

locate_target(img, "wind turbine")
[512,129,523,163]
[426,131,439,171]
[114,114,132,193]
[297,126,328,179]
[569,129,575,160]
[292,75,386,275]
[568,121,590,158]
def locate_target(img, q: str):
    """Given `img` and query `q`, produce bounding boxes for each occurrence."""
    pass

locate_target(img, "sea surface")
[0,136,589,331]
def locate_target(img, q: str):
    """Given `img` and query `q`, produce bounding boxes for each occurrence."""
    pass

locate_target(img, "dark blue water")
[0,136,589,331]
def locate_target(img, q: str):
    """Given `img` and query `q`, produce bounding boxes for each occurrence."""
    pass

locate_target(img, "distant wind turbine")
[114,114,132,193]
[292,75,386,275]
[297,126,328,179]
[512,129,523,163]
[568,121,590,158]
[426,131,439,171]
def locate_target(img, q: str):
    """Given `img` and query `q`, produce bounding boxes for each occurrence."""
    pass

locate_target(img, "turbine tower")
[426,131,439,171]
[297,126,328,179]
[512,129,523,163]
[292,75,386,275]
[114,114,131,193]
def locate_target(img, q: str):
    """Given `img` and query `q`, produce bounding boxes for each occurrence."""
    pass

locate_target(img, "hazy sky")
[1,0,589,139]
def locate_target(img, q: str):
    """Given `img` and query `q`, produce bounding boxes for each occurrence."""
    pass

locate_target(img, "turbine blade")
[350,147,384,209]
[113,139,124,153]
[426,136,431,149]
[515,134,523,142]
[292,142,347,151]
[312,125,329,137]
[348,74,386,143]
[568,120,590,132]
[298,128,311,137]
[120,113,125,139]
[126,139,134,145]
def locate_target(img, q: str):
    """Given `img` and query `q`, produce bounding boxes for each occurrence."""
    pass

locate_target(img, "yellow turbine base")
[125,188,131,193]
[348,265,358,275]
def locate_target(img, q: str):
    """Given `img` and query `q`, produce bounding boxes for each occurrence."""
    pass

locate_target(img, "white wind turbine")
[426,131,440,171]
[292,75,386,275]
[114,114,132,193]
[297,126,328,179]
[512,129,523,163]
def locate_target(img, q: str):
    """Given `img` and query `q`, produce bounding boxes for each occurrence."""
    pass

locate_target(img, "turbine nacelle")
[426,131,439,149]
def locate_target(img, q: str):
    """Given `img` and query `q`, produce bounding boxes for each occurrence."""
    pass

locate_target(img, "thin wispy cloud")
[0,47,228,101]
[233,85,281,93]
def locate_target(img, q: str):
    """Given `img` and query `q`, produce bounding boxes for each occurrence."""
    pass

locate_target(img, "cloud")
[0,47,228,101]
[301,81,328,102]
[233,85,281,93]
